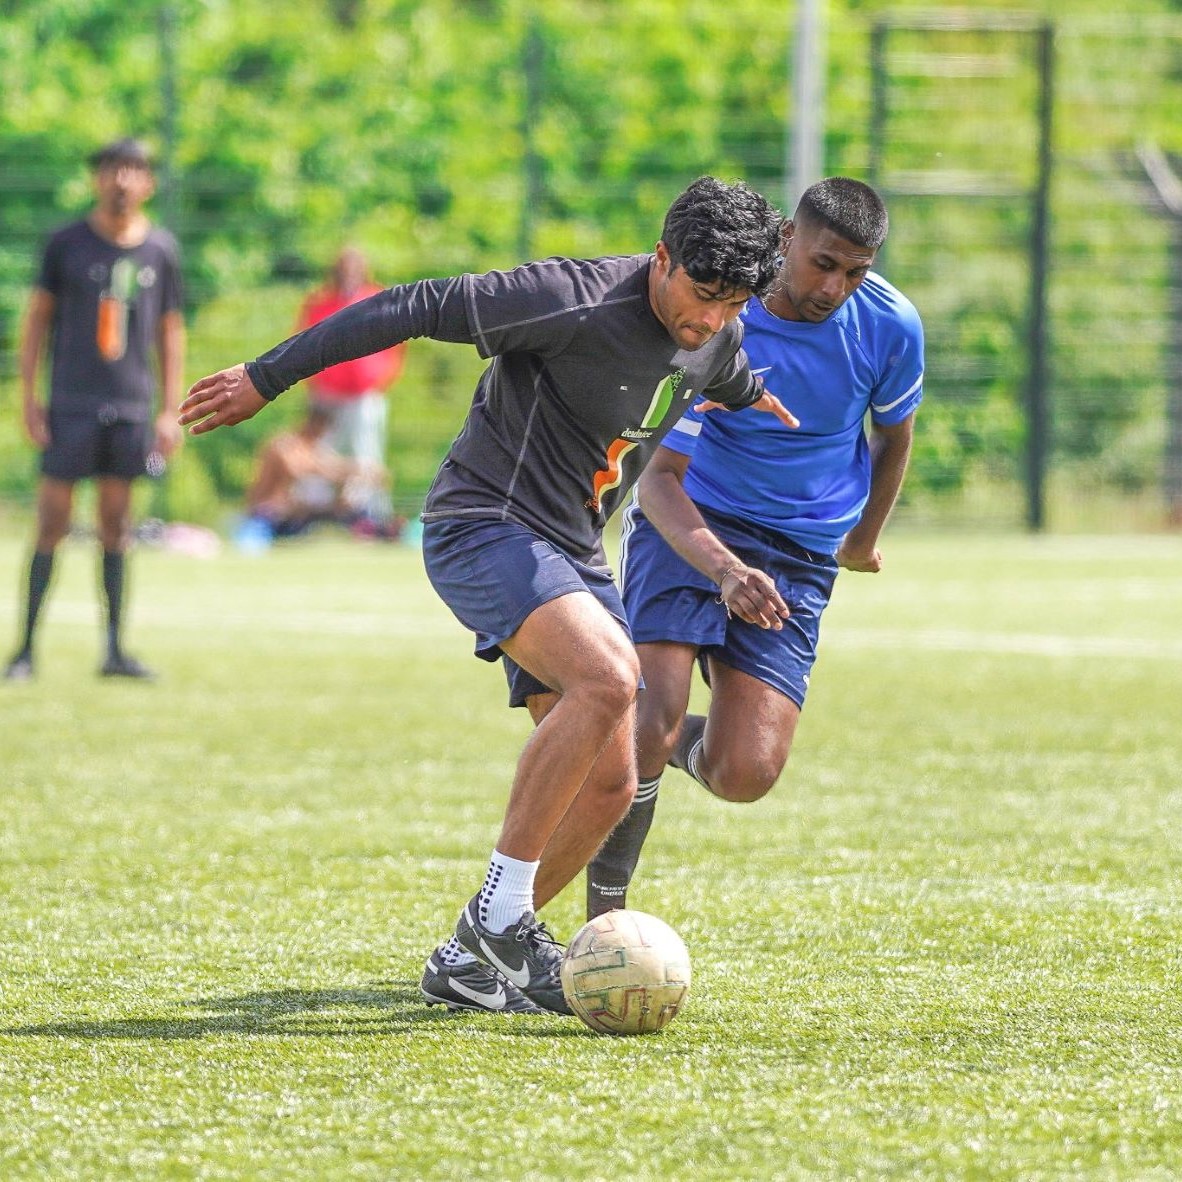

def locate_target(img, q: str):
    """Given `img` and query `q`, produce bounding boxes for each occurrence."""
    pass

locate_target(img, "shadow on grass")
[2,982,592,1040]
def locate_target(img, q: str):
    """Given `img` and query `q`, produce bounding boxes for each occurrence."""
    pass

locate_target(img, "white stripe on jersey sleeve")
[872,372,923,414]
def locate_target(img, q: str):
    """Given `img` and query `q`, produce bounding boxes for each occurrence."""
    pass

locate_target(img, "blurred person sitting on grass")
[5,137,184,683]
[241,403,398,542]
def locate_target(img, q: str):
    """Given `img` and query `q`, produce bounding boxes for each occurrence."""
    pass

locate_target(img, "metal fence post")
[1025,21,1054,531]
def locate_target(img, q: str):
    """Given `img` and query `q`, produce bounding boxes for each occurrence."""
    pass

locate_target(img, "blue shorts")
[619,502,838,708]
[422,516,635,708]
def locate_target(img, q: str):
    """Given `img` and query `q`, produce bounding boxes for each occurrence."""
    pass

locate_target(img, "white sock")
[479,849,539,933]
[437,935,477,968]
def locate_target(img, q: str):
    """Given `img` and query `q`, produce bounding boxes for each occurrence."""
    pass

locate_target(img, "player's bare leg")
[586,645,802,918]
[634,641,699,780]
[96,476,133,553]
[532,699,637,910]
[496,592,639,860]
[449,591,639,1013]
[34,477,75,552]
[584,640,696,917]
[680,657,800,802]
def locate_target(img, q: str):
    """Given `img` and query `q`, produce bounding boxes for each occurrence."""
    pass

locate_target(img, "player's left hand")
[717,562,790,630]
[836,536,883,573]
[179,364,269,435]
[695,392,799,428]
[154,411,183,459]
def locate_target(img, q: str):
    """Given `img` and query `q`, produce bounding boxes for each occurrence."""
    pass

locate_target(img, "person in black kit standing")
[178,177,797,1015]
[5,138,185,682]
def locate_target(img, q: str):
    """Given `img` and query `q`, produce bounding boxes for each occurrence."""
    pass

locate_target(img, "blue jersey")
[660,272,924,554]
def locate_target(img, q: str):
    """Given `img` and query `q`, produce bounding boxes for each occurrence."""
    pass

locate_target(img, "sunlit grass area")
[1,531,1180,1179]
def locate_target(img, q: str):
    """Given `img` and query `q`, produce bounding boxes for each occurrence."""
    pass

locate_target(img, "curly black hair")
[795,177,888,251]
[660,177,783,299]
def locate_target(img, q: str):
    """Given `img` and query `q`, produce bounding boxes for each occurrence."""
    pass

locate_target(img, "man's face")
[94,161,155,217]
[771,217,876,323]
[649,241,751,352]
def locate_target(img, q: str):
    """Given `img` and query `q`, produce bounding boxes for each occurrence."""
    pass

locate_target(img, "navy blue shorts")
[620,502,838,708]
[422,516,635,708]
[41,409,152,482]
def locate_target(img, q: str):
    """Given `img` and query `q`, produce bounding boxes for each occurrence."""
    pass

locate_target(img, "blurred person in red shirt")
[298,247,406,523]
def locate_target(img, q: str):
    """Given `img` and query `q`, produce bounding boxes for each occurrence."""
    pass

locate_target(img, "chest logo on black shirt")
[96,257,138,363]
[586,367,692,513]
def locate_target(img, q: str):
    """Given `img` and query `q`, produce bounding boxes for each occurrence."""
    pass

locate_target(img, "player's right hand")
[178,364,268,435]
[836,533,884,573]
[22,402,50,448]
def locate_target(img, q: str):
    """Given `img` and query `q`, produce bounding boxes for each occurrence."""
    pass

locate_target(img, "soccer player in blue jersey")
[586,177,924,919]
[178,178,798,1015]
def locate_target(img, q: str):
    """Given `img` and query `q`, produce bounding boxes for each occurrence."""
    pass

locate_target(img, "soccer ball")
[560,909,691,1035]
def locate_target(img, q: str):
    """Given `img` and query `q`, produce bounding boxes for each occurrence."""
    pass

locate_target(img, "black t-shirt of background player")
[37,220,183,423]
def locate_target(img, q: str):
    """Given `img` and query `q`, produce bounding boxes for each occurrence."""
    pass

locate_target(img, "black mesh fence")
[0,5,1178,531]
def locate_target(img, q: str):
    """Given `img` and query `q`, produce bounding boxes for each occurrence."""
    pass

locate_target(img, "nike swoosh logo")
[451,977,507,1010]
[477,936,531,988]
[751,366,772,375]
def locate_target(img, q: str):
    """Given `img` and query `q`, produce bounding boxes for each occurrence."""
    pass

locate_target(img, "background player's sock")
[586,776,660,919]
[670,714,714,790]
[16,550,54,658]
[101,549,126,658]
[478,849,539,933]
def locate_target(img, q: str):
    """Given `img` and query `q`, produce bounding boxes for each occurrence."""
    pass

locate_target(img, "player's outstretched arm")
[694,389,799,428]
[178,364,269,435]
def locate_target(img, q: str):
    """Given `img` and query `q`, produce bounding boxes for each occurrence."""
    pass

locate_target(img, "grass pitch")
[1,529,1180,1180]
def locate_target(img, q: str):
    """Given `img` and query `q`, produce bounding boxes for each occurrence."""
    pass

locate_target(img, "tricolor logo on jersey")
[586,367,691,513]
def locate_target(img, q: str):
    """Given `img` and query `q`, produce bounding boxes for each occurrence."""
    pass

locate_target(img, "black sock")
[101,550,126,658]
[16,550,55,657]
[670,713,707,776]
[586,777,660,920]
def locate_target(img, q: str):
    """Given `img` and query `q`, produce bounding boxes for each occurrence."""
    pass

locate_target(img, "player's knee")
[35,522,69,550]
[579,652,640,720]
[98,518,131,551]
[637,708,681,770]
[607,773,638,819]
[36,506,72,547]
[717,775,776,804]
[712,752,783,803]
[99,529,129,553]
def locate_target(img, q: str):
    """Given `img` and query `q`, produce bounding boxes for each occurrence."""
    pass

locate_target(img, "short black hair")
[661,177,782,298]
[794,177,888,250]
[88,138,154,171]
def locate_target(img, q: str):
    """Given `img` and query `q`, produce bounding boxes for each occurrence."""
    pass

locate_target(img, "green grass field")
[1,529,1180,1180]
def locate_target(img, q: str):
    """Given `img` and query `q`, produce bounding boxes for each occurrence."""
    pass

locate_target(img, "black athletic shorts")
[41,408,153,482]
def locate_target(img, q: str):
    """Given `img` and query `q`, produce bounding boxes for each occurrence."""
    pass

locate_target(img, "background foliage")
[0,0,1179,527]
